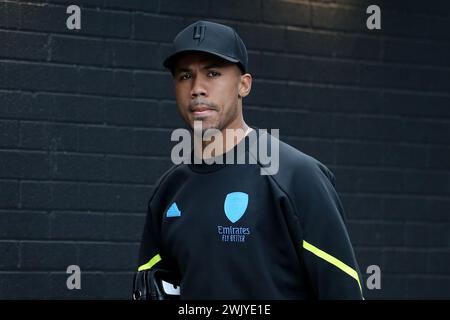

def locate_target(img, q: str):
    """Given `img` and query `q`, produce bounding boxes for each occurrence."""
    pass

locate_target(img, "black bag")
[132,267,181,300]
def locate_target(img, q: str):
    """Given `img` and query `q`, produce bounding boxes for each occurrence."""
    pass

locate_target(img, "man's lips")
[190,105,216,116]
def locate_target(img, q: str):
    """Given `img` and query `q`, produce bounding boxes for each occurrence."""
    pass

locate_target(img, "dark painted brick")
[106,156,172,184]
[383,38,450,67]
[0,92,105,124]
[361,63,445,92]
[347,221,405,247]
[0,1,6,28]
[209,0,261,22]
[78,243,139,270]
[81,9,132,39]
[46,0,104,7]
[20,241,78,270]
[51,211,105,240]
[340,195,383,220]
[262,0,309,26]
[403,171,450,196]
[308,86,383,114]
[51,35,107,66]
[310,59,360,85]
[79,184,150,212]
[304,112,334,138]
[336,141,384,166]
[252,109,308,137]
[0,211,49,239]
[104,99,159,127]
[20,182,52,210]
[78,126,135,154]
[0,241,19,269]
[51,183,81,210]
[286,28,334,56]
[405,119,450,145]
[405,223,449,247]
[19,122,78,151]
[49,271,106,299]
[134,72,173,99]
[0,30,48,61]
[261,54,310,82]
[0,181,19,209]
[21,182,82,211]
[407,277,450,299]
[3,61,79,93]
[383,144,427,169]
[134,14,185,42]
[0,120,18,147]
[105,40,160,69]
[333,167,404,193]
[133,129,174,157]
[0,272,50,299]
[382,249,428,274]
[104,272,134,299]
[312,5,365,32]
[383,197,448,223]
[5,3,65,33]
[39,94,105,124]
[354,249,383,275]
[159,101,192,129]
[78,67,134,97]
[358,116,404,142]
[334,34,381,60]
[428,251,450,275]
[50,153,107,181]
[105,213,145,242]
[246,80,290,108]
[381,92,450,119]
[283,137,335,165]
[428,147,450,170]
[0,151,49,179]
[332,114,360,139]
[381,12,448,41]
[161,0,209,16]
[379,0,450,18]
[233,23,286,52]
[103,0,158,11]
[371,275,407,300]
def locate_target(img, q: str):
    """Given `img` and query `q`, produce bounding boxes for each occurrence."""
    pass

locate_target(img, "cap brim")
[163,49,240,71]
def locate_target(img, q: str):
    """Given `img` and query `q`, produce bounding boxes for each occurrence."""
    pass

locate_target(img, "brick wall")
[0,0,449,299]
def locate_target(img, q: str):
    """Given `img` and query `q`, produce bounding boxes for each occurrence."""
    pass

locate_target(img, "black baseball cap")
[163,20,248,74]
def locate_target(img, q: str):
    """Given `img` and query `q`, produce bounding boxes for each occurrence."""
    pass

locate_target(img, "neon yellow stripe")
[302,240,362,293]
[137,254,161,271]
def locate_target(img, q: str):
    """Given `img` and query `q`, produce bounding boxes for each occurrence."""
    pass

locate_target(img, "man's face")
[172,52,245,132]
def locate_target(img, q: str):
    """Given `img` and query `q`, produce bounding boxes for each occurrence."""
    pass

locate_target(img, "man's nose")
[191,76,207,98]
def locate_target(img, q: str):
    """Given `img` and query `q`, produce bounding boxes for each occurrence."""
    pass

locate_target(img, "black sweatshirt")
[136,129,364,299]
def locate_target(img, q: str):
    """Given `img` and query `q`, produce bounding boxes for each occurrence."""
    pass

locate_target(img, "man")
[133,20,364,300]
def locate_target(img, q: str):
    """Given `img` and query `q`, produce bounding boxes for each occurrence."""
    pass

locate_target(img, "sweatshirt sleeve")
[136,200,163,272]
[136,166,180,273]
[292,159,364,299]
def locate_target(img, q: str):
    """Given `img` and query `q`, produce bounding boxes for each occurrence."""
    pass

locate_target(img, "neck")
[194,121,252,160]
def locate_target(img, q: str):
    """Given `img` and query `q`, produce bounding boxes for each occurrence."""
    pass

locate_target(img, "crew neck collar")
[188,126,260,173]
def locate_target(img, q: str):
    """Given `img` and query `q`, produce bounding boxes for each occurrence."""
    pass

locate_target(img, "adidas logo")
[166,202,181,218]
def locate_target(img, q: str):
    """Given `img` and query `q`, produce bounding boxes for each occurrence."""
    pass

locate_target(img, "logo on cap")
[192,24,206,44]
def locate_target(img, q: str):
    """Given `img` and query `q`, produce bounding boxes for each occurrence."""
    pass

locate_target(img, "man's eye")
[179,74,191,80]
[207,71,220,77]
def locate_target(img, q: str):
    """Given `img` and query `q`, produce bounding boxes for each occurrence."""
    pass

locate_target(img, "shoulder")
[260,131,335,188]
[148,163,191,203]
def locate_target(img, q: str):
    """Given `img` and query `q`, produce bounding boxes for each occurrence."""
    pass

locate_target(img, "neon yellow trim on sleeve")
[302,240,362,293]
[137,254,161,271]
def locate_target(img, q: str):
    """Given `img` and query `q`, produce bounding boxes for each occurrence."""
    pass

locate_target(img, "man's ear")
[238,73,252,98]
